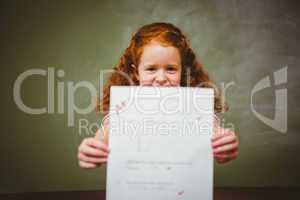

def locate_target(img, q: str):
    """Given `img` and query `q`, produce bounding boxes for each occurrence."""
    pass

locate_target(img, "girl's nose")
[155,69,167,85]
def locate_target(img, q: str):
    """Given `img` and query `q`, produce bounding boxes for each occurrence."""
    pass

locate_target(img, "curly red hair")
[97,22,227,115]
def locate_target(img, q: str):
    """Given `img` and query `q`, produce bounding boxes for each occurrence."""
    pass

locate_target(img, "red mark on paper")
[177,190,184,196]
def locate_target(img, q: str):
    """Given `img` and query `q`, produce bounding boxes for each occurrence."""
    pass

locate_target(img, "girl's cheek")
[169,74,181,86]
[139,75,155,86]
[139,79,154,86]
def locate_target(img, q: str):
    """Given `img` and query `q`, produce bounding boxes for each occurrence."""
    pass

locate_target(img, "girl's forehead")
[138,43,181,66]
[141,41,180,54]
[143,39,173,48]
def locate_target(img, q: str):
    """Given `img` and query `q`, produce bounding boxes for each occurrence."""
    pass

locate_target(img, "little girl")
[78,22,239,168]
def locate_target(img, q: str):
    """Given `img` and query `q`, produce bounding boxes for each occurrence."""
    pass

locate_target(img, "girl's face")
[137,42,182,86]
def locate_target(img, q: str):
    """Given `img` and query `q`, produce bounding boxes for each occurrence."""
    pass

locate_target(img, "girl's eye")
[167,66,177,73]
[146,67,156,72]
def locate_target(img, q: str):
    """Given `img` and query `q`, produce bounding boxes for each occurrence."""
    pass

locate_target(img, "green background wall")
[1,0,300,193]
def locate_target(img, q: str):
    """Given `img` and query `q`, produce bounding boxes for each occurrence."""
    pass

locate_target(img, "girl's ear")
[131,64,139,80]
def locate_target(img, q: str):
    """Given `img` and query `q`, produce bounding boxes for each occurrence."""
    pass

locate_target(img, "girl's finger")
[78,145,109,157]
[78,161,98,169]
[78,152,108,164]
[212,134,236,148]
[215,157,229,164]
[213,141,239,153]
[211,128,231,141]
[214,151,238,160]
[85,138,110,153]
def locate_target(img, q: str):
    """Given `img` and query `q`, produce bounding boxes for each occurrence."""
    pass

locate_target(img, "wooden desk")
[1,188,299,200]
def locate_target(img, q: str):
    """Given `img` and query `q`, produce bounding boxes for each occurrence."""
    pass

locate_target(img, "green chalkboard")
[1,0,300,193]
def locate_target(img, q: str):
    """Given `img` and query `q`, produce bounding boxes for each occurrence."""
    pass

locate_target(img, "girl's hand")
[211,120,239,164]
[78,135,109,169]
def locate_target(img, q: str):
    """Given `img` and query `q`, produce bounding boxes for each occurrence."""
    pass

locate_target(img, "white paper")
[106,86,214,200]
